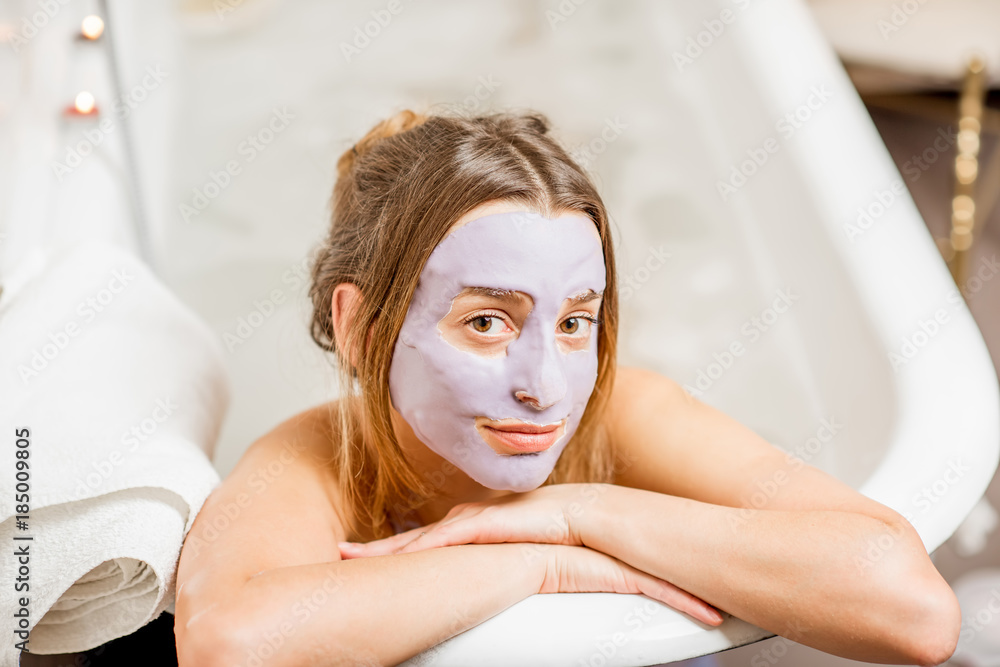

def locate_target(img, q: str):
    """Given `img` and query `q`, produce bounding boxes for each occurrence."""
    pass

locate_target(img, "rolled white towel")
[0,240,229,660]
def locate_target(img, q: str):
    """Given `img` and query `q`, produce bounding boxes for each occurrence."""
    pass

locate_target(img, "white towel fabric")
[0,241,229,662]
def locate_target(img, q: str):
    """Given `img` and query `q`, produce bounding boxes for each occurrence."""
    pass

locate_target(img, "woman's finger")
[338,536,403,558]
[393,530,435,554]
[637,574,724,626]
[393,519,476,554]
[339,520,442,558]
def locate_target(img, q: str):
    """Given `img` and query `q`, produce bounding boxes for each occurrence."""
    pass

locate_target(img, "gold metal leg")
[946,55,987,287]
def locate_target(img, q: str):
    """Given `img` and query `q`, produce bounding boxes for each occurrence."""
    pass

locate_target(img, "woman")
[174,109,961,667]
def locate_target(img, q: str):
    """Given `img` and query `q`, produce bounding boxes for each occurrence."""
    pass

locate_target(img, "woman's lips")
[476,418,567,455]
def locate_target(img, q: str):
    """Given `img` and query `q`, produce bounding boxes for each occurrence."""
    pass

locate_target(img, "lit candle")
[67,91,98,116]
[80,15,104,40]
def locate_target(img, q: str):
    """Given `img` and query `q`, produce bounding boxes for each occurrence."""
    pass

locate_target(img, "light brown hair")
[309,107,620,538]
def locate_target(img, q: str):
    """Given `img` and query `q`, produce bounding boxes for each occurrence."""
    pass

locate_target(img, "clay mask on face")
[388,210,607,492]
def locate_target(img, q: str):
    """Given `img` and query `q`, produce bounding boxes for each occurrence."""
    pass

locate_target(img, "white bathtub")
[2,0,997,664]
[398,0,1000,663]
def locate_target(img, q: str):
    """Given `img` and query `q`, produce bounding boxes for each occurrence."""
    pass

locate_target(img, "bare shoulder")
[604,365,693,441]
[174,401,350,629]
[604,364,692,485]
[607,365,690,413]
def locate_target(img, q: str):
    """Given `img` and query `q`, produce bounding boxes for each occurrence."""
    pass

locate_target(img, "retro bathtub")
[397,0,1000,664]
[1,0,996,664]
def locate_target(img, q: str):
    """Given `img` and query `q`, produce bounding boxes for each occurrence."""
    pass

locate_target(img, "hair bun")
[337,109,429,179]
[520,112,550,136]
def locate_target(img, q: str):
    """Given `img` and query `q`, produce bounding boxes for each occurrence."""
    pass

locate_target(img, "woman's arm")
[350,367,961,664]
[207,539,723,666]
[175,407,716,666]
[578,486,955,665]
[581,367,961,666]
[184,542,542,666]
[174,417,546,666]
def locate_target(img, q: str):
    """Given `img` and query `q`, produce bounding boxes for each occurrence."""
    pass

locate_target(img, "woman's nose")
[507,312,568,411]
[514,390,557,411]
[509,320,567,410]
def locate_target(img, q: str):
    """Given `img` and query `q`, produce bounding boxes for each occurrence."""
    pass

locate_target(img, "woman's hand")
[338,483,605,559]
[541,544,725,627]
[338,482,727,627]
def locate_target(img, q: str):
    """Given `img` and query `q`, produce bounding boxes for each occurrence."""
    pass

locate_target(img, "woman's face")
[388,202,606,491]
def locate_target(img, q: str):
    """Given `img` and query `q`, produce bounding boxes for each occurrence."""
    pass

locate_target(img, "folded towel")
[0,241,229,661]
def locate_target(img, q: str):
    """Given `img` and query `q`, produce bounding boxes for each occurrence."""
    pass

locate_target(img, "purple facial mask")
[388,210,606,491]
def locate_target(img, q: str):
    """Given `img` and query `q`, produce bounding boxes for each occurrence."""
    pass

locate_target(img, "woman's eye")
[559,317,594,336]
[468,315,507,335]
[560,318,580,334]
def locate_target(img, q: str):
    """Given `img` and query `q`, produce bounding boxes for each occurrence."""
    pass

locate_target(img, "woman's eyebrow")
[456,286,529,306]
[454,286,601,307]
[565,289,603,306]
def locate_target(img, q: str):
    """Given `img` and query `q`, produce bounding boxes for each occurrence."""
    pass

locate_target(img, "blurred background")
[2,0,999,665]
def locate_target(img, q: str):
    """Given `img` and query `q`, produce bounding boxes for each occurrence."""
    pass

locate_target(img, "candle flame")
[74,91,96,114]
[81,15,104,40]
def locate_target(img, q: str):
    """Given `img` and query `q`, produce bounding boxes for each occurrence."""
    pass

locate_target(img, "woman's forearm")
[193,543,544,667]
[578,485,957,665]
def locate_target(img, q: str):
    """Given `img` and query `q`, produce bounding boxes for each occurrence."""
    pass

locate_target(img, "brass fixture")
[945,55,987,286]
